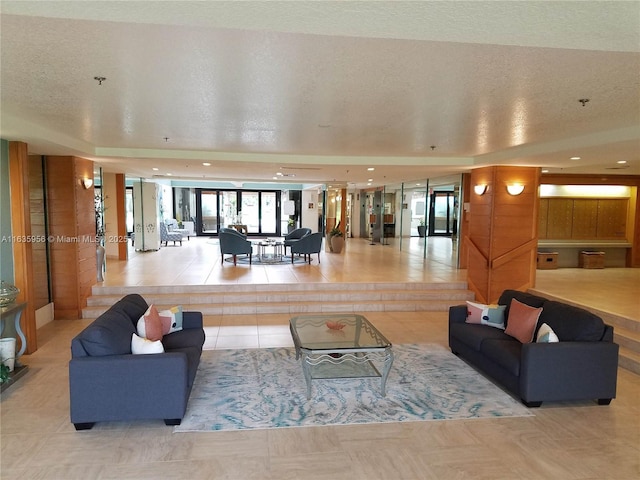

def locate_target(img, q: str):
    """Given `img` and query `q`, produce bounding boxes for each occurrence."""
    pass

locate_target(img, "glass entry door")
[428,192,455,236]
[200,190,219,234]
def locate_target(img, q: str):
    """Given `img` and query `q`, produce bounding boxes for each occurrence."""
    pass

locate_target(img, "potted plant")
[287,217,295,234]
[329,225,344,253]
[0,363,10,386]
[417,219,427,237]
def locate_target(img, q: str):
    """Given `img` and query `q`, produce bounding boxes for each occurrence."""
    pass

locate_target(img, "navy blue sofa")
[449,289,619,407]
[69,294,205,430]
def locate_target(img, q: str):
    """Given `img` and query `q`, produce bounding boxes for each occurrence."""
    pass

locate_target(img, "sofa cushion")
[159,305,183,334]
[450,322,511,351]
[538,301,605,341]
[505,299,543,343]
[498,290,546,323]
[131,333,165,354]
[79,310,137,356]
[162,328,206,352]
[137,305,171,341]
[109,294,149,327]
[536,323,559,343]
[480,339,522,376]
[465,301,506,330]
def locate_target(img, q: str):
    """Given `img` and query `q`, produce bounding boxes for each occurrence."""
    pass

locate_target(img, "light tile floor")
[1,236,639,479]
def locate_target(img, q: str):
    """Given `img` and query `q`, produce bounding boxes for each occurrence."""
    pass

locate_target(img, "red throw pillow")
[138,305,171,341]
[505,298,543,343]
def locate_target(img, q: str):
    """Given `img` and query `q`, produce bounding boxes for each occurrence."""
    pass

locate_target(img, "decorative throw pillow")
[536,323,560,343]
[505,298,543,343]
[131,333,164,354]
[465,301,507,330]
[137,305,171,341]
[158,305,183,334]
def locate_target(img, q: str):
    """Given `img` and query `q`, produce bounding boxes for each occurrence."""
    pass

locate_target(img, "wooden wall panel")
[572,199,598,238]
[466,166,539,303]
[546,199,573,238]
[538,199,549,238]
[8,142,37,354]
[28,155,50,310]
[46,156,95,319]
[597,199,627,239]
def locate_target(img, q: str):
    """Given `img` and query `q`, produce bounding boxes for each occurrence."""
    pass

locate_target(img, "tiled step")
[83,282,474,318]
[618,347,640,376]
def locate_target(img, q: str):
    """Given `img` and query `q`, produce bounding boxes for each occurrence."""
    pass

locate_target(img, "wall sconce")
[474,184,487,195]
[82,178,93,189]
[506,183,525,195]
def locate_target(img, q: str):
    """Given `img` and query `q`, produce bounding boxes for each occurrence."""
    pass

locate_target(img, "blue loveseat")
[449,289,619,407]
[69,294,205,430]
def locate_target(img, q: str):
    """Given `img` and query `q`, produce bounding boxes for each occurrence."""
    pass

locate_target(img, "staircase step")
[83,282,474,318]
[618,346,640,376]
[613,326,640,354]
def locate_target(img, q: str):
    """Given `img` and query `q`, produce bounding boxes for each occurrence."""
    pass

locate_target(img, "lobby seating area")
[1,236,638,479]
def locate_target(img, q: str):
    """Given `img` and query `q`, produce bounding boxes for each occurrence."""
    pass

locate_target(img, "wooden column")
[465,166,540,304]
[116,173,128,260]
[8,141,37,354]
[46,156,95,319]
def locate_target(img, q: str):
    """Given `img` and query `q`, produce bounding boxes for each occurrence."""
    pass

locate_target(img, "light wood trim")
[8,142,37,354]
[464,235,489,267]
[491,239,538,269]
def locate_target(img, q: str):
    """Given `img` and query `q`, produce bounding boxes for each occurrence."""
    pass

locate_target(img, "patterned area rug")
[175,344,533,432]
[224,255,309,265]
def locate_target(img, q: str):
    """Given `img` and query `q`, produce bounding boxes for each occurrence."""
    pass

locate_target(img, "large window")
[196,189,281,235]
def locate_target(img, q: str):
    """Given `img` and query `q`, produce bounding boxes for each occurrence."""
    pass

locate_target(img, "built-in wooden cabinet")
[539,198,628,240]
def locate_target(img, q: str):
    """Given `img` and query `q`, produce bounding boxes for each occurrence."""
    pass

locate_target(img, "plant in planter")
[417,219,427,237]
[0,363,11,385]
[287,217,295,233]
[329,225,344,253]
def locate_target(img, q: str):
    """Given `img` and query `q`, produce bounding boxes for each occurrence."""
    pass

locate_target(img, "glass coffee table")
[255,239,284,263]
[289,314,394,399]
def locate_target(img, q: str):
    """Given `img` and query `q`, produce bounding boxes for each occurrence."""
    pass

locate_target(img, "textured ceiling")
[1,1,639,188]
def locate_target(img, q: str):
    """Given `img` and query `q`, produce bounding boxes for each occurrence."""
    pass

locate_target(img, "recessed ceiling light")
[570,156,581,160]
[276,172,283,176]
[152,167,159,171]
[367,183,372,186]
[273,176,278,180]
[368,178,373,182]
[166,173,172,176]
[367,167,375,171]
[542,169,549,173]
[617,160,627,164]
[416,183,421,186]
[202,162,211,166]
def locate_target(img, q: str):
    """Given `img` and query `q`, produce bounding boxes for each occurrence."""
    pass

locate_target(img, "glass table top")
[289,314,391,351]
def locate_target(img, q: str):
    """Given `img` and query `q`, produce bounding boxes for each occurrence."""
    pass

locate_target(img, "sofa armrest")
[449,305,468,325]
[519,341,619,403]
[183,311,203,330]
[69,353,189,424]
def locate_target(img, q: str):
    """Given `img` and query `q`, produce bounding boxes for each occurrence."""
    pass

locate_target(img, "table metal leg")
[380,348,394,397]
[301,352,313,399]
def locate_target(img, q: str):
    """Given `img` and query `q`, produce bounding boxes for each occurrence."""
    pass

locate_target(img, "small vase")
[96,244,106,282]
